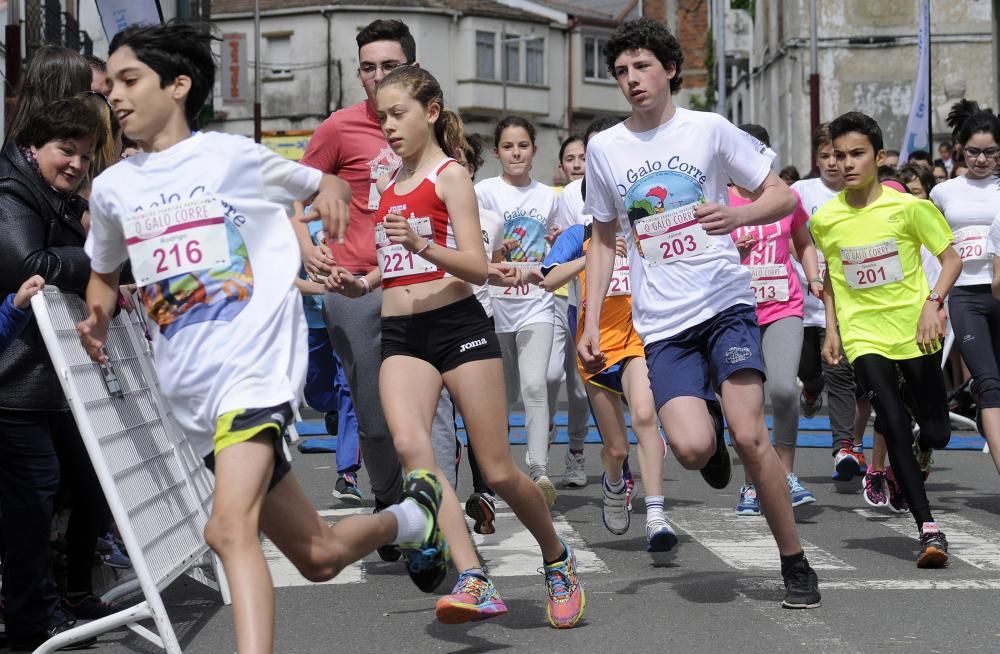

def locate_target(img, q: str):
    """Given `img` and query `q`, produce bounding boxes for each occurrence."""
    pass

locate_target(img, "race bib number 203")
[126,194,231,287]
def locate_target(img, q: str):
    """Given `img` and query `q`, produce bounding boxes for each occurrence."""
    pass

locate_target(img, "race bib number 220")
[126,194,231,287]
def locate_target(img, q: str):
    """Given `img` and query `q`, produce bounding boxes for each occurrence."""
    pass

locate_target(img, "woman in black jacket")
[0,95,109,650]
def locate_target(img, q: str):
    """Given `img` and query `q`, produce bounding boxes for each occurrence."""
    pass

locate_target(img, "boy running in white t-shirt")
[76,22,445,654]
[579,18,820,608]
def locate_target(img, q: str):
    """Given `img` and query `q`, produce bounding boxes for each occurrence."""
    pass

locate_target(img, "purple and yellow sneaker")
[435,570,508,624]
[543,540,586,629]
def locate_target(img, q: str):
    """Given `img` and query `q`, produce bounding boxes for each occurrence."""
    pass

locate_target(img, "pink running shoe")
[543,540,586,629]
[435,571,508,624]
[863,469,889,507]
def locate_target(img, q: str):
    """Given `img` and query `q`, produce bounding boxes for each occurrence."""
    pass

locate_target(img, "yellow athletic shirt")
[809,186,954,362]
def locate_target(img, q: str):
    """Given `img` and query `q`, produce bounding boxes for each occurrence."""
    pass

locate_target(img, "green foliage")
[732,0,756,14]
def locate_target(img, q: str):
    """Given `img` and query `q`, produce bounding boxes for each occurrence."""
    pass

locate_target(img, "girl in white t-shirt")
[475,117,560,505]
[931,100,1000,475]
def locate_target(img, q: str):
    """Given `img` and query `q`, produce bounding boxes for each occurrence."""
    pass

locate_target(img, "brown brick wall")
[675,0,707,89]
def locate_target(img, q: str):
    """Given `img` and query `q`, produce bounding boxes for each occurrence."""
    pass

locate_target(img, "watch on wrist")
[927,291,944,306]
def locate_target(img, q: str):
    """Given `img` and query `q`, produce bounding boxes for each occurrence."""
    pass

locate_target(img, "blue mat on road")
[295,413,987,451]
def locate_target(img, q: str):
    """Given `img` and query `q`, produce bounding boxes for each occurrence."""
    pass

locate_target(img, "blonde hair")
[378,66,469,160]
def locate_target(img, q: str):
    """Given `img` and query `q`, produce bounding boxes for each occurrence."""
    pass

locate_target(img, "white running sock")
[385,500,428,545]
[645,495,665,523]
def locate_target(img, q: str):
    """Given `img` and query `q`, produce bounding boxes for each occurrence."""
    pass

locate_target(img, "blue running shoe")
[397,469,449,593]
[736,483,761,516]
[645,518,679,552]
[787,473,817,507]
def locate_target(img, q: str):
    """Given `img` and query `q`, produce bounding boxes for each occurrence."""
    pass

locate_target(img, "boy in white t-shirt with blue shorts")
[578,18,820,609]
[76,21,446,654]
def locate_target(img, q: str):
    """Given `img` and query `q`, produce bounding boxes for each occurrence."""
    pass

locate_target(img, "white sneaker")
[535,475,557,508]
[645,517,679,552]
[602,474,630,535]
[562,451,587,487]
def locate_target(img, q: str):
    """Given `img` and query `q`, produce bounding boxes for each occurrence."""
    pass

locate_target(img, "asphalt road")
[26,442,1000,654]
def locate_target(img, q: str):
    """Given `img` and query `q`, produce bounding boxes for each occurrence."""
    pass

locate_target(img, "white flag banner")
[96,0,163,42]
[899,0,931,162]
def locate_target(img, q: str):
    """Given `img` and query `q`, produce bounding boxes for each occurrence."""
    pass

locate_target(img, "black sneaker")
[61,594,121,621]
[917,527,949,569]
[781,559,821,609]
[700,400,732,489]
[397,469,449,593]
[464,492,496,535]
[373,498,402,562]
[8,619,98,651]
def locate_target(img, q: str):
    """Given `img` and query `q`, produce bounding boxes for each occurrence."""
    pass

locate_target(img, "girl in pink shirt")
[727,125,822,516]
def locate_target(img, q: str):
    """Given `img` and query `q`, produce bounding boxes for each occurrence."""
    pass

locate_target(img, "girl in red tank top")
[355,66,586,630]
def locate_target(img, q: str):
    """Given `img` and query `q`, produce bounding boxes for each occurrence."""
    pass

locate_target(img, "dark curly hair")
[604,18,684,94]
[946,99,1000,148]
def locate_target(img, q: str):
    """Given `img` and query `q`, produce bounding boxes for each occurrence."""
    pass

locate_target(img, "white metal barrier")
[31,288,230,654]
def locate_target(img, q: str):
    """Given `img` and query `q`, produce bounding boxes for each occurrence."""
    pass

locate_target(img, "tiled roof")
[213,0,552,23]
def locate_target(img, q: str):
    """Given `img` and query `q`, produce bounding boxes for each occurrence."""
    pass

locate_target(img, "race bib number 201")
[126,194,231,287]
[634,202,713,264]
[841,239,904,290]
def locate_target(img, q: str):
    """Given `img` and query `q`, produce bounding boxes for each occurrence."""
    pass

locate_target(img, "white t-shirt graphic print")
[583,108,775,344]
[475,176,557,333]
[85,131,322,457]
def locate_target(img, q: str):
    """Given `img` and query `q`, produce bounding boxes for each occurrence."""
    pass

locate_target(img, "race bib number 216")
[126,194,231,287]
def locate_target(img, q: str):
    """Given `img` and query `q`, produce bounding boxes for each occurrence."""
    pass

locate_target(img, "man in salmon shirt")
[295,19,458,562]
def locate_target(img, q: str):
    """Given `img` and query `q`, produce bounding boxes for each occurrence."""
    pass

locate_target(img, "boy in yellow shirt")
[811,112,962,568]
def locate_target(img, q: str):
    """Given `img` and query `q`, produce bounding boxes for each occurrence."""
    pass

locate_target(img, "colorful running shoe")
[736,483,761,516]
[700,401,732,489]
[832,447,863,482]
[562,450,587,487]
[602,474,631,535]
[435,570,508,624]
[622,458,635,511]
[645,518,679,552]
[854,447,869,475]
[884,466,910,514]
[465,492,496,535]
[916,522,949,568]
[397,469,449,593]
[781,559,821,609]
[799,389,822,419]
[863,469,890,507]
[787,473,817,507]
[333,472,363,504]
[543,540,586,629]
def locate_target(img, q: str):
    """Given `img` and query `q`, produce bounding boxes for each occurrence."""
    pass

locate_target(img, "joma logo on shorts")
[724,346,753,364]
[460,338,488,353]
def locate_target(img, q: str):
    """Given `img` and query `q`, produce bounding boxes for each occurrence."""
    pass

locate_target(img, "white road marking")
[470,507,610,577]
[265,506,609,587]
[668,508,855,571]
[742,578,1000,591]
[855,508,1000,570]
[264,508,368,587]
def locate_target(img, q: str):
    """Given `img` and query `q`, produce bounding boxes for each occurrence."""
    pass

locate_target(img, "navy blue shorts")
[588,361,627,395]
[644,303,766,411]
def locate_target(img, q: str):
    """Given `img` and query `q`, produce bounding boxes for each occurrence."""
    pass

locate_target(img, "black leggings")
[854,351,950,527]
[798,326,825,397]
[949,285,1000,409]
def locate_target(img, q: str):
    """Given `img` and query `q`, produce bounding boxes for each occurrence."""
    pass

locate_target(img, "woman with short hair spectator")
[0,94,110,650]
